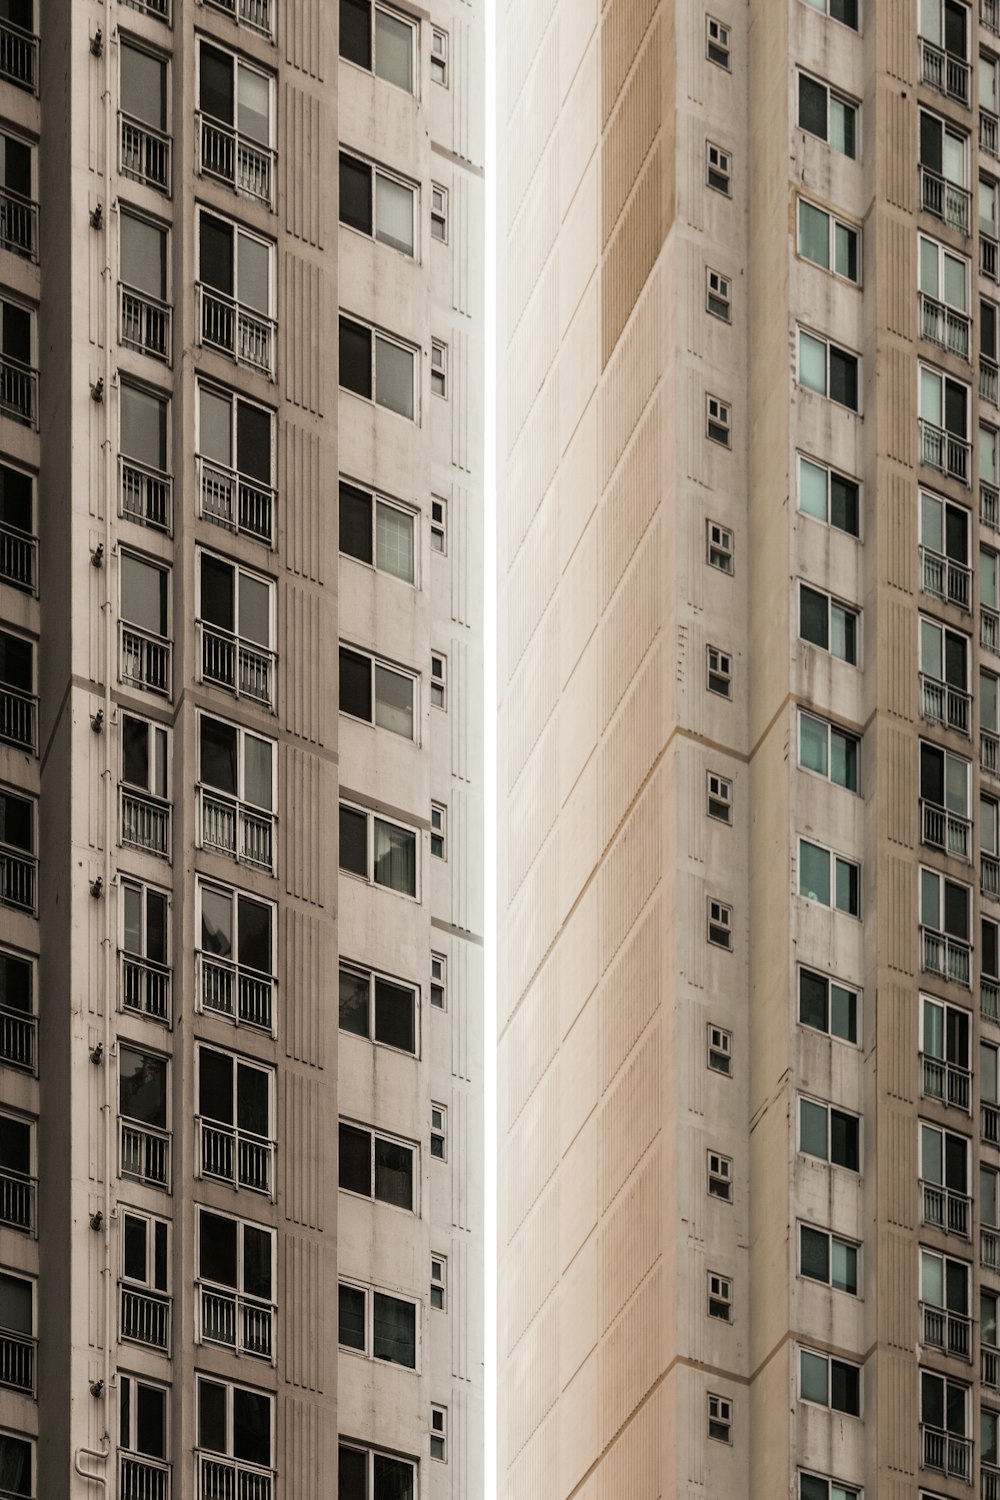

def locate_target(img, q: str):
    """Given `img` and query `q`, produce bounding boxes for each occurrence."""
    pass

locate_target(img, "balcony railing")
[198,1283,274,1360]
[985,1225,1000,1269]
[0,189,35,262]
[120,624,171,697]
[921,546,971,611]
[197,1452,273,1500]
[0,357,35,427]
[198,954,274,1034]
[120,285,171,363]
[200,623,274,709]
[986,853,1000,900]
[921,1422,973,1481]
[197,457,275,547]
[985,357,1000,408]
[120,457,172,534]
[121,953,171,1025]
[986,1346,1000,1392]
[985,975,1000,1022]
[921,800,971,860]
[120,1283,170,1353]
[0,521,34,592]
[199,788,274,873]
[921,1300,972,1360]
[0,683,35,752]
[920,293,971,360]
[920,674,971,737]
[921,165,972,235]
[0,1005,34,1073]
[985,1101,1000,1145]
[0,1168,34,1233]
[987,112,1000,162]
[197,1117,274,1196]
[987,0,1000,32]
[985,1463,1000,1500]
[986,233,1000,282]
[203,0,274,36]
[119,1453,170,1500]
[0,843,35,916]
[120,1120,170,1190]
[985,482,1000,532]
[0,1328,33,1394]
[197,285,274,378]
[920,419,971,485]
[986,607,1000,655]
[920,38,971,103]
[921,1177,971,1237]
[0,18,37,93]
[123,0,170,16]
[198,114,275,208]
[120,114,171,194]
[120,789,171,860]
[921,1053,972,1111]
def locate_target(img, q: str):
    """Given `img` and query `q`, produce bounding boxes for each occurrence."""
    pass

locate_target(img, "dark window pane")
[944,879,970,940]
[373,1292,416,1367]
[944,630,966,687]
[123,1213,147,1282]
[236,400,271,482]
[340,647,373,722]
[237,895,271,974]
[800,586,829,649]
[339,968,370,1037]
[340,154,373,235]
[200,715,238,796]
[120,554,168,637]
[121,43,166,132]
[199,1047,234,1125]
[800,1225,829,1283]
[0,951,30,1012]
[340,1446,367,1500]
[946,504,969,565]
[798,970,828,1032]
[0,1272,30,1334]
[121,384,167,471]
[0,1433,31,1497]
[122,715,150,791]
[830,0,857,27]
[947,1379,967,1435]
[200,214,234,297]
[945,1132,968,1191]
[921,111,942,173]
[830,1110,859,1171]
[0,791,31,852]
[146,891,167,966]
[830,474,859,535]
[0,630,30,691]
[136,1382,166,1459]
[0,1115,28,1174]
[373,819,416,895]
[200,554,235,631]
[374,1136,413,1208]
[340,318,372,399]
[0,464,31,532]
[829,347,858,410]
[799,75,828,139]
[984,299,998,361]
[198,1379,228,1454]
[922,1370,944,1429]
[1,136,29,199]
[232,1387,271,1466]
[800,1478,828,1500]
[119,1046,167,1128]
[945,379,967,438]
[374,1454,414,1500]
[237,1063,269,1137]
[340,483,373,563]
[374,978,415,1052]
[154,1220,168,1291]
[339,1122,371,1196]
[986,919,1000,978]
[340,805,368,877]
[831,1360,860,1415]
[243,1225,272,1301]
[945,0,967,56]
[200,43,234,125]
[340,0,372,68]
[339,1284,366,1349]
[199,1209,238,1288]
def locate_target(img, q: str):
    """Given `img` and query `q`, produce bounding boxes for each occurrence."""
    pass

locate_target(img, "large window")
[799,1347,861,1415]
[119,210,169,361]
[920,616,970,733]
[797,73,858,157]
[799,1223,859,1294]
[198,40,274,207]
[339,151,415,256]
[338,1281,417,1368]
[798,329,860,410]
[339,1120,415,1210]
[339,961,416,1053]
[798,839,861,916]
[339,645,415,738]
[120,39,170,193]
[0,627,33,752]
[797,455,860,537]
[799,584,859,662]
[198,879,275,1033]
[196,1044,274,1196]
[197,1206,274,1359]
[798,711,859,791]
[197,381,275,544]
[339,803,417,897]
[0,787,33,916]
[119,1044,169,1189]
[120,381,170,531]
[339,315,415,420]
[797,199,860,282]
[339,0,415,92]
[120,1375,168,1472]
[198,551,274,708]
[799,1096,860,1170]
[198,210,275,376]
[197,1376,273,1476]
[339,479,415,583]
[198,714,275,873]
[798,967,858,1043]
[339,1443,416,1500]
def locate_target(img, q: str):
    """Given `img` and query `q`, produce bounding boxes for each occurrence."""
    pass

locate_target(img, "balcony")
[0,188,35,262]
[985,482,1000,533]
[0,1326,33,1395]
[120,1283,170,1353]
[120,1453,170,1500]
[921,1053,972,1111]
[985,1100,1000,1145]
[986,1465,1000,1500]
[200,623,274,709]
[920,1177,971,1237]
[920,38,971,104]
[0,1167,33,1233]
[197,1117,273,1196]
[0,520,34,592]
[921,165,972,235]
[0,842,35,916]
[120,285,171,364]
[123,0,169,17]
[986,853,1000,900]
[199,789,274,873]
[120,789,171,860]
[921,546,971,612]
[0,356,35,427]
[198,1283,273,1360]
[986,607,1000,655]
[920,800,971,861]
[120,1120,170,1190]
[920,1300,972,1360]
[920,675,971,737]
[985,356,1000,408]
[920,419,971,485]
[988,0,1000,32]
[920,293,971,361]
[197,285,274,378]
[0,18,37,93]
[197,457,275,547]
[921,1422,973,1481]
[986,233,1000,282]
[987,112,1000,160]
[120,114,171,195]
[121,953,171,1026]
[198,954,273,1034]
[197,1453,272,1500]
[120,624,171,697]
[203,0,274,36]
[120,457,172,534]
[985,1225,1000,1269]
[985,975,1000,1022]
[0,682,35,753]
[198,114,275,209]
[0,1005,34,1073]
[985,1346,1000,1392]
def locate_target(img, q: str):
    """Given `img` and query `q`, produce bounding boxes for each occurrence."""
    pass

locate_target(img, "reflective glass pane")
[798,457,828,520]
[798,201,829,268]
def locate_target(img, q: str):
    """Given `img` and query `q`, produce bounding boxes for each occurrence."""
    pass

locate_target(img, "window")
[0,787,34,915]
[798,455,860,536]
[799,1223,859,1294]
[920,366,970,482]
[196,1044,274,1195]
[706,17,730,67]
[196,1206,274,1358]
[799,839,860,916]
[707,773,732,823]
[798,968,859,1043]
[0,462,34,592]
[985,1042,1000,1138]
[120,381,170,532]
[706,268,731,319]
[798,329,860,411]
[197,210,275,376]
[431,340,448,398]
[801,0,858,27]
[799,1476,859,1500]
[0,628,32,751]
[921,867,971,947]
[340,0,414,91]
[339,316,415,420]
[920,0,969,57]
[119,1044,169,1189]
[339,150,415,256]
[431,1103,447,1160]
[800,1348,861,1415]
[431,496,447,553]
[339,961,416,1054]
[920,1370,969,1459]
[430,1406,447,1462]
[920,1248,970,1353]
[706,143,731,195]
[0,1269,32,1394]
[339,480,415,583]
[431,1256,446,1310]
[983,1288,998,1355]
[338,1281,417,1368]
[707,521,733,572]
[430,952,446,1010]
[198,551,275,708]
[920,742,970,859]
[706,646,732,697]
[708,1272,732,1320]
[708,1151,733,1200]
[120,39,170,193]
[119,210,169,362]
[986,916,1000,996]
[798,200,860,283]
[921,1121,970,1227]
[799,712,860,792]
[0,1434,31,1498]
[120,712,170,857]
[198,714,275,872]
[920,617,969,734]
[339,1120,415,1210]
[197,380,275,545]
[120,1375,168,1469]
[197,40,274,207]
[428,804,445,861]
[339,1444,417,1500]
[706,394,731,444]
[0,128,34,260]
[339,645,415,739]
[921,109,971,232]
[121,1208,169,1300]
[431,184,448,242]
[431,27,448,85]
[119,550,170,696]
[707,1393,732,1442]
[707,1025,732,1075]
[920,489,969,610]
[707,899,732,949]
[984,296,999,380]
[985,1408,1000,1476]
[799,584,859,663]
[430,652,447,709]
[799,1097,860,1170]
[798,73,858,157]
[197,878,275,1032]
[339,803,418,897]
[919,235,970,356]
[0,946,33,1072]
[197,1376,273,1475]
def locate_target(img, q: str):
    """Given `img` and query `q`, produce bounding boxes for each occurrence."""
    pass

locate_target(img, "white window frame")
[430,1404,448,1462]
[431,802,446,860]
[120,1205,170,1296]
[431,1255,447,1309]
[798,837,861,916]
[707,646,732,697]
[339,959,419,1055]
[707,1270,733,1319]
[431,652,447,709]
[708,1392,732,1442]
[338,476,417,585]
[707,520,734,572]
[431,183,448,243]
[707,1150,733,1200]
[430,951,447,1010]
[431,26,449,86]
[339,801,420,900]
[339,147,417,257]
[431,1102,447,1160]
[120,1372,169,1461]
[706,16,731,68]
[798,1345,863,1415]
[337,1278,420,1369]
[706,394,731,445]
[798,710,861,792]
[339,641,418,740]
[797,71,860,158]
[797,965,860,1045]
[797,327,861,411]
[195,1375,274,1470]
[196,206,275,320]
[707,1024,733,1075]
[706,142,731,195]
[797,197,862,284]
[797,453,861,537]
[708,898,733,949]
[196,711,276,824]
[798,1094,861,1169]
[798,1221,861,1295]
[799,581,860,664]
[339,1118,418,1211]
[339,313,418,421]
[706,268,732,320]
[707,772,733,823]
[431,495,447,553]
[431,339,448,399]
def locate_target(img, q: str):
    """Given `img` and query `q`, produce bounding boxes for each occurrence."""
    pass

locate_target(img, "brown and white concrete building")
[0,0,484,1495]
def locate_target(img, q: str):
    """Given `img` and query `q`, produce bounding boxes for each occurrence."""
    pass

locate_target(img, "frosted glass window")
[375,337,414,419]
[376,174,414,255]
[376,502,414,581]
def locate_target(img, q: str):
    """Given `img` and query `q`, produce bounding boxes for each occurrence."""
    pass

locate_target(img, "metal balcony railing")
[985,357,999,407]
[920,1177,972,1238]
[120,624,171,697]
[120,114,171,194]
[986,607,1000,655]
[197,1117,273,1196]
[920,38,971,104]
[920,675,971,736]
[0,1168,33,1233]
[197,285,274,378]
[0,1005,33,1073]
[200,623,274,708]
[985,1463,1000,1500]
[921,164,972,235]
[0,18,37,92]
[0,521,34,592]
[920,1422,973,1481]
[0,843,35,916]
[198,115,275,208]
[0,1327,32,1396]
[123,0,169,18]
[0,189,35,261]
[197,1452,273,1500]
[920,801,971,860]
[985,1100,1000,1145]
[120,1120,170,1190]
[120,456,172,534]
[119,1452,170,1500]
[199,788,274,873]
[121,953,171,1025]
[198,954,274,1034]
[987,0,1000,33]
[921,1053,972,1111]
[921,545,971,611]
[986,233,1000,281]
[120,1283,170,1353]
[197,456,274,546]
[120,789,171,860]
[985,974,1000,1022]
[0,683,35,752]
[0,356,35,426]
[920,419,971,484]
[985,1225,1000,1270]
[985,1346,1000,1391]
[986,853,1000,900]
[198,1283,274,1360]
[920,292,971,360]
[202,0,274,36]
[985,482,1000,532]
[921,1301,972,1360]
[120,285,171,363]
[986,111,1000,160]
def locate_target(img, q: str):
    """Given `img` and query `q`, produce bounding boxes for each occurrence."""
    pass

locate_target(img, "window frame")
[339,0,418,94]
[119,1371,169,1462]
[430,951,447,1011]
[798,1094,861,1170]
[431,182,448,243]
[708,1270,733,1320]
[797,453,861,538]
[120,1205,170,1296]
[707,1150,734,1200]
[338,477,418,586]
[708,898,733,949]
[706,141,732,195]
[797,965,860,1045]
[708,1392,733,1443]
[799,1345,863,1416]
[338,1118,418,1212]
[431,339,448,399]
[798,709,861,792]
[797,70,860,158]
[706,394,731,445]
[706,16,731,68]
[706,267,732,320]
[707,520,734,572]
[799,581,860,664]
[338,313,418,421]
[196,1373,274,1470]
[707,1024,733,1075]
[707,645,732,697]
[797,197,862,283]
[196,710,276,823]
[707,772,733,823]
[338,801,420,899]
[337,1278,420,1369]
[798,1221,861,1296]
[338,147,417,258]
[431,1255,447,1310]
[798,836,862,917]
[430,496,447,553]
[797,327,861,411]
[338,958,419,1056]
[339,641,418,740]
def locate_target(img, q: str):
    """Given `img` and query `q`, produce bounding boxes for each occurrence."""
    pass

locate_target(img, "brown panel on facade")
[877,981,917,1101]
[599,393,661,607]
[599,1263,664,1447]
[601,0,660,126]
[600,273,662,468]
[283,0,324,80]
[601,19,662,247]
[876,1349,918,1474]
[599,641,662,849]
[876,1103,917,1228]
[281,85,324,249]
[280,420,325,586]
[599,520,662,729]
[877,1225,918,1348]
[282,1232,323,1389]
[602,143,664,366]
[281,1396,323,1500]
[281,255,325,414]
[879,216,916,342]
[879,344,917,468]
[878,722,917,848]
[283,1070,323,1230]
[877,853,918,975]
[879,468,917,594]
[501,1301,559,1472]
[598,899,661,1091]
[598,1021,662,1209]
[282,906,326,1068]
[877,89,916,213]
[598,773,663,973]
[877,593,917,721]
[501,960,560,1132]
[504,380,559,557]
[597,1144,662,1332]
[501,1182,559,1356]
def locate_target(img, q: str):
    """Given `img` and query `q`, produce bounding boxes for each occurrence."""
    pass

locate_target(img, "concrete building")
[0,0,483,1495]
[497,2,1000,1498]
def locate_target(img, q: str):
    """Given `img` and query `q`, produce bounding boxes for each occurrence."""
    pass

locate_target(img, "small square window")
[430,952,446,1010]
[707,773,733,824]
[431,1255,447,1310]
[431,497,447,554]
[707,142,731,195]
[708,1150,733,1200]
[706,395,731,446]
[431,184,448,242]
[708,1271,732,1320]
[431,1404,448,1461]
[706,17,731,68]
[708,1025,733,1075]
[708,1392,732,1442]
[708,900,733,950]
[431,340,448,399]
[431,652,447,709]
[431,28,449,86]
[707,646,732,698]
[707,521,734,572]
[707,268,731,320]
[431,802,447,860]
[431,1102,447,1159]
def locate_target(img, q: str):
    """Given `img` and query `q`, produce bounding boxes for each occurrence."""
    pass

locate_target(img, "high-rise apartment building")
[498,2,1000,1498]
[0,0,483,1495]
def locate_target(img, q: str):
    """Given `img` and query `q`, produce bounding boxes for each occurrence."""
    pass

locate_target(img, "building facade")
[0,0,483,1495]
[498,1,1000,1498]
